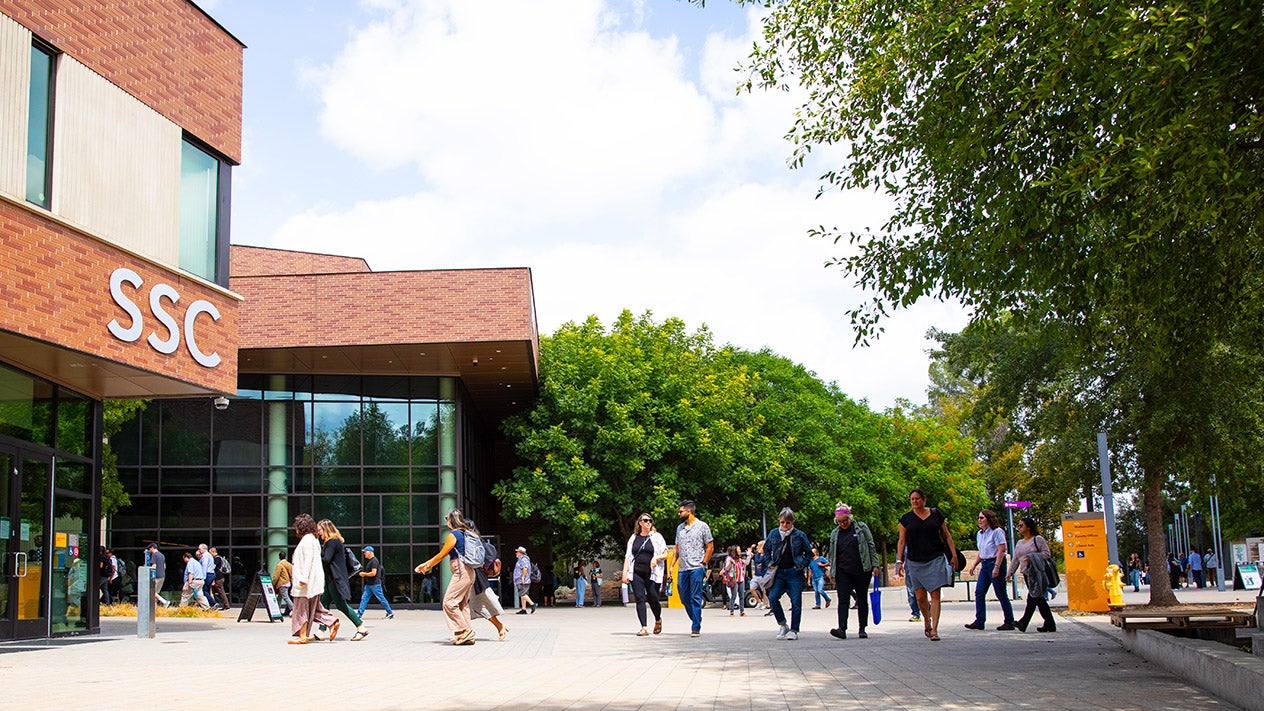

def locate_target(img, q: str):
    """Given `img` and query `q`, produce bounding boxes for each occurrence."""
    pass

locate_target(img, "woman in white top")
[622,512,669,636]
[289,513,339,644]
[1005,516,1057,633]
[964,509,1015,631]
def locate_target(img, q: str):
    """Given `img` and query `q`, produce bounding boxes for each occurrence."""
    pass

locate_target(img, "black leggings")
[835,569,872,631]
[1017,595,1055,630]
[630,569,662,627]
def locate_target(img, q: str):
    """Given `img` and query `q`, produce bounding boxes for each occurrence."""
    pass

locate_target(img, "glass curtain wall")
[109,374,481,605]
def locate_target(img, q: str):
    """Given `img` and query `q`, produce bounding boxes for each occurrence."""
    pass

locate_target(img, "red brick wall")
[230,245,372,277]
[0,199,238,392]
[4,0,243,162]
[230,269,535,349]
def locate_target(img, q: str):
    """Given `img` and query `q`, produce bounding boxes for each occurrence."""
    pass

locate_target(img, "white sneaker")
[786,630,798,640]
[776,624,789,640]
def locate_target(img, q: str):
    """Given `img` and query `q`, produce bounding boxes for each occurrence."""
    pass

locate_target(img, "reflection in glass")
[56,391,92,458]
[310,401,361,466]
[160,401,210,466]
[363,403,409,466]
[56,460,89,493]
[410,402,438,466]
[363,468,409,493]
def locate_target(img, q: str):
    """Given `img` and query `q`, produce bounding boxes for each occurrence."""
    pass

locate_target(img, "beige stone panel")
[0,14,30,199]
[52,58,180,265]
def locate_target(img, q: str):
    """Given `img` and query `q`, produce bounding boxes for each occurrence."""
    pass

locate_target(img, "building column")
[265,375,289,570]
[438,377,458,591]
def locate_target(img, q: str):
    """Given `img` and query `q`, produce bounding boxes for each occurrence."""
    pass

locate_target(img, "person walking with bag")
[288,514,338,644]
[827,503,880,639]
[964,509,1016,631]
[415,508,481,645]
[895,488,957,642]
[623,512,668,636]
[316,519,369,641]
[1006,516,1057,633]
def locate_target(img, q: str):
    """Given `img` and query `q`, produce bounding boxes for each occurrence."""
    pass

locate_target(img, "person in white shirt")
[964,509,1015,631]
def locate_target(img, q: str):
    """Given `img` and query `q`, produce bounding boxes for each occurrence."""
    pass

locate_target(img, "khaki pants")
[180,579,210,609]
[442,560,475,634]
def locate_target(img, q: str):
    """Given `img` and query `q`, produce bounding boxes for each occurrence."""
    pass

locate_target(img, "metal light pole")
[1097,434,1119,566]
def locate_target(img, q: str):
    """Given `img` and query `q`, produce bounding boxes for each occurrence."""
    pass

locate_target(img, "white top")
[976,527,1007,559]
[623,531,668,584]
[290,533,326,599]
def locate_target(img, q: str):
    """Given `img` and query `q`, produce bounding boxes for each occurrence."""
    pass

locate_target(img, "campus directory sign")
[1063,512,1110,613]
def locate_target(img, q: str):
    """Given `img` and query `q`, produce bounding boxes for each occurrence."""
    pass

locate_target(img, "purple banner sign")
[1004,501,1031,509]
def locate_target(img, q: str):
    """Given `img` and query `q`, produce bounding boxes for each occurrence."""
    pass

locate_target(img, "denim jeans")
[677,567,706,632]
[574,577,586,606]
[811,576,830,606]
[972,558,1014,625]
[768,567,805,632]
[357,583,394,616]
[906,576,919,616]
[1128,568,1141,591]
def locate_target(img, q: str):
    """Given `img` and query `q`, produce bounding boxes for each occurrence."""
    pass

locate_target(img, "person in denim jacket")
[762,507,813,640]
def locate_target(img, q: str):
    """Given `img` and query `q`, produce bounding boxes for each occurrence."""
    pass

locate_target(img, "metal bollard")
[137,565,156,638]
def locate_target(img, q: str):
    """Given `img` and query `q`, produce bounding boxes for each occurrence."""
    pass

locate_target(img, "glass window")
[160,496,209,528]
[410,468,438,493]
[411,495,440,527]
[363,468,409,493]
[56,390,92,458]
[362,496,380,527]
[179,139,219,281]
[163,468,210,494]
[26,43,54,208]
[381,495,409,526]
[314,495,360,528]
[160,400,210,466]
[0,363,53,446]
[51,496,89,634]
[314,466,359,494]
[410,402,438,466]
[112,495,158,531]
[56,460,89,493]
[363,402,409,466]
[310,401,360,466]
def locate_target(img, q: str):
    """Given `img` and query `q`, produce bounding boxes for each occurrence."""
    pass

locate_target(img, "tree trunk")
[1144,465,1179,606]
[880,538,889,586]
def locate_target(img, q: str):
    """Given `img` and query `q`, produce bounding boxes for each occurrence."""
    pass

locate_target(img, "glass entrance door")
[0,447,50,640]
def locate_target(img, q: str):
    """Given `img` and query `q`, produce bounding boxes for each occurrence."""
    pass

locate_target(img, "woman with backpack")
[316,519,369,641]
[622,512,668,636]
[415,508,481,645]
[1005,516,1057,633]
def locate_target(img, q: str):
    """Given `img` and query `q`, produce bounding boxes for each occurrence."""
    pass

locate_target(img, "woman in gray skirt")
[895,489,957,641]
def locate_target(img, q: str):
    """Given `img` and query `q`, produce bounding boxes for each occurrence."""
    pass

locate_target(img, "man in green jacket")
[826,503,881,639]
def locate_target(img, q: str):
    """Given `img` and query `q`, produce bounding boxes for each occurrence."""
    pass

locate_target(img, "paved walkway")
[0,586,1250,710]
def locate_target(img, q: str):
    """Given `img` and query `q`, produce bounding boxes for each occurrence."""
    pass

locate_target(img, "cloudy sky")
[203,0,967,409]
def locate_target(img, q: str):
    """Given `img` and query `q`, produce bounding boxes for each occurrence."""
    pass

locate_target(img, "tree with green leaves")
[740,0,1264,605]
[496,311,784,556]
[496,311,990,563]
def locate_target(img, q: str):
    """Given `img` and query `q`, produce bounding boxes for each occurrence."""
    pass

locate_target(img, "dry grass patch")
[99,602,223,618]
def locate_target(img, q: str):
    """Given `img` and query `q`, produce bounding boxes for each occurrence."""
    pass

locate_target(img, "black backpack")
[481,541,499,574]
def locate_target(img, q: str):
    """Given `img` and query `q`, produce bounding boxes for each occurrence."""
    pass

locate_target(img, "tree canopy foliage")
[495,311,986,559]
[740,0,1263,604]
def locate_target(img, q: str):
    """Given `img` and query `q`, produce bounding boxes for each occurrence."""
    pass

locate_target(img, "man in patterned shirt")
[674,500,714,638]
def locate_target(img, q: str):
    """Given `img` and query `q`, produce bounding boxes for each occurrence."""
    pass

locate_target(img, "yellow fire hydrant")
[1104,564,1125,608]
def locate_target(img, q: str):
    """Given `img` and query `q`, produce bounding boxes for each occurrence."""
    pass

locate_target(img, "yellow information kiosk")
[1062,512,1110,612]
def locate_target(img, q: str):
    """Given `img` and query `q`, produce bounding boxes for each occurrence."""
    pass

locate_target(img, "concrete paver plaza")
[0,586,1248,710]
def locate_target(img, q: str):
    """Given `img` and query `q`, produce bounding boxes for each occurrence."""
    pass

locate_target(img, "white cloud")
[257,0,967,408]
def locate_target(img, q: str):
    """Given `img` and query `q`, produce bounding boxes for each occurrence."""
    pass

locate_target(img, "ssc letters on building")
[107,267,223,367]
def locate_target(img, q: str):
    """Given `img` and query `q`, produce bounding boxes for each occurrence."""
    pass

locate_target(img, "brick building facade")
[0,0,243,640]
